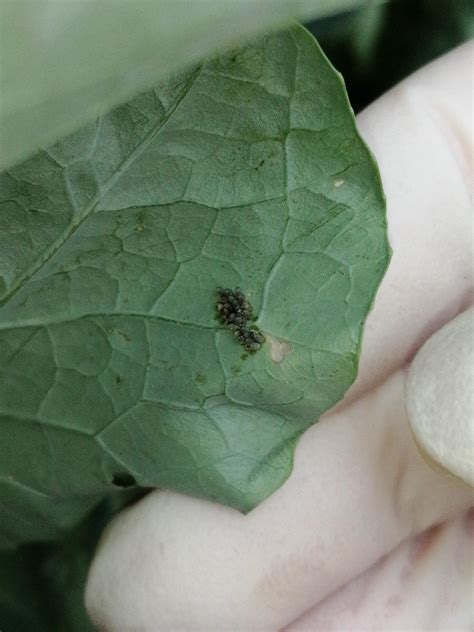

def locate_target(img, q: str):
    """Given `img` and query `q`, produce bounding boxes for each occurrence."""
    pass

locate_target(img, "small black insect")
[216,287,265,352]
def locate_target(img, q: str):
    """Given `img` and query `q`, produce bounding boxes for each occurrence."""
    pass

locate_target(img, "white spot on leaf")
[266,334,292,363]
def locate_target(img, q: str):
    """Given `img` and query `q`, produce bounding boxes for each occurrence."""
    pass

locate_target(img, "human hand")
[85,42,474,632]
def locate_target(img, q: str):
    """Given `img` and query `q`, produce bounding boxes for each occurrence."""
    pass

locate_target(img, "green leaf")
[0,0,367,171]
[0,538,94,632]
[0,495,137,631]
[0,549,51,632]
[0,25,390,547]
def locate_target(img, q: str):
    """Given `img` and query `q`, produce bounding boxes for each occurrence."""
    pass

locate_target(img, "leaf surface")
[0,0,366,170]
[0,26,390,546]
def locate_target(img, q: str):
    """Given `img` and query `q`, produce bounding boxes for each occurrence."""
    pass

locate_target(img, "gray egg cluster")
[216,287,265,352]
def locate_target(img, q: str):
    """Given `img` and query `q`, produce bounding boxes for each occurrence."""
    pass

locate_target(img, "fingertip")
[406,307,474,486]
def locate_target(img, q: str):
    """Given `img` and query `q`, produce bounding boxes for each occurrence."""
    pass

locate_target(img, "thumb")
[406,306,474,486]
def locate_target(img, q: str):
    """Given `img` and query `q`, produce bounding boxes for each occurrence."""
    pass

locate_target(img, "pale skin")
[86,43,474,631]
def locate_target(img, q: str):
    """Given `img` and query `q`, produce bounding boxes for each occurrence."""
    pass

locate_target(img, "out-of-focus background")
[309,0,473,112]
[1,1,472,630]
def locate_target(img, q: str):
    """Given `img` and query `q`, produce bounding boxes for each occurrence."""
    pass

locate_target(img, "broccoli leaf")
[0,25,389,547]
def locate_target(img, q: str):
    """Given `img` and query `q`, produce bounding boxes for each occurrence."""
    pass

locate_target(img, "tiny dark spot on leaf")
[115,375,122,384]
[112,473,136,488]
[195,373,207,384]
[240,353,249,361]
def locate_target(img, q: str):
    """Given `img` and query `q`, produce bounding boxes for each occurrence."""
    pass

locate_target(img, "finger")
[85,369,474,631]
[406,306,474,485]
[284,511,474,631]
[341,40,473,407]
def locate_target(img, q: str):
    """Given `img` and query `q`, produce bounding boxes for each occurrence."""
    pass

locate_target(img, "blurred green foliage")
[0,491,144,632]
[310,0,473,112]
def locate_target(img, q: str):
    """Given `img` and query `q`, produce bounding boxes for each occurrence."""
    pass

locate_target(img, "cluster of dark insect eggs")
[216,287,265,352]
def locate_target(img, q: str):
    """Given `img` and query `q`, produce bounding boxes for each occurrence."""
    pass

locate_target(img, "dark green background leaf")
[309,0,473,112]
[0,493,139,631]
[0,25,389,547]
